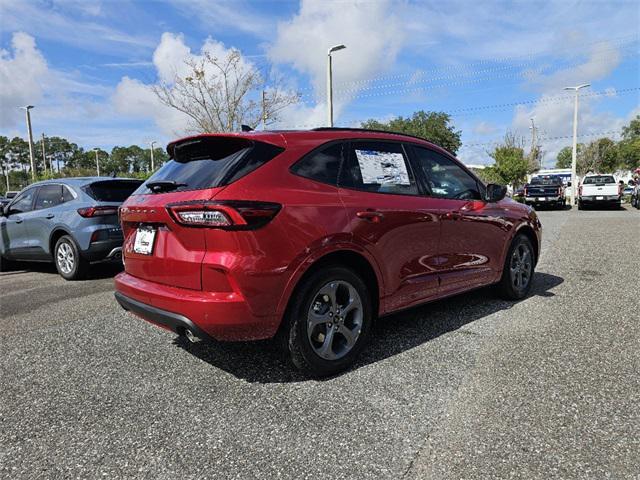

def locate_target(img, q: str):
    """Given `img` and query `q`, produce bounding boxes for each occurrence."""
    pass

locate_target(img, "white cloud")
[0,32,48,128]
[472,121,498,136]
[268,0,405,125]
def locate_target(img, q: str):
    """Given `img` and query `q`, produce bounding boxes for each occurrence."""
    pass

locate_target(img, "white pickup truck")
[578,174,621,210]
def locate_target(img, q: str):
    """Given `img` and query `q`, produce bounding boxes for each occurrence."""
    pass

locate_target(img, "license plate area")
[133,226,156,255]
[596,196,604,200]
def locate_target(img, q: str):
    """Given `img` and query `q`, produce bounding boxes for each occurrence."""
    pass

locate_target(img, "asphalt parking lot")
[1,206,639,479]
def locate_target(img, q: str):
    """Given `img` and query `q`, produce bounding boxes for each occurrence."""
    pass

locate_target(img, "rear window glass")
[84,180,143,202]
[134,137,284,194]
[291,142,343,186]
[530,176,562,185]
[583,175,615,184]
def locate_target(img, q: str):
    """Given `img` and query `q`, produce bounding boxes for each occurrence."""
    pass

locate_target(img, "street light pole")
[93,148,100,176]
[41,133,48,176]
[20,106,36,181]
[326,44,346,127]
[150,141,156,172]
[564,84,590,204]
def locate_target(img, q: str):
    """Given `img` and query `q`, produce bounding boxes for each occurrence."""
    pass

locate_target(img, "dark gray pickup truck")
[524,175,567,209]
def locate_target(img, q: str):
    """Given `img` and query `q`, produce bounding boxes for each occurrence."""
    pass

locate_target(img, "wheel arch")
[514,224,539,265]
[49,228,72,258]
[276,248,383,335]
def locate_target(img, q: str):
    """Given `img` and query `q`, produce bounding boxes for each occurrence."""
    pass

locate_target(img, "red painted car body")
[114,129,541,342]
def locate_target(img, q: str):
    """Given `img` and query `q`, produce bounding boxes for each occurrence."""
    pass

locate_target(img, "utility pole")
[93,148,101,176]
[149,141,156,171]
[262,90,267,130]
[529,117,538,170]
[564,84,590,204]
[326,44,346,127]
[41,133,48,175]
[20,106,36,181]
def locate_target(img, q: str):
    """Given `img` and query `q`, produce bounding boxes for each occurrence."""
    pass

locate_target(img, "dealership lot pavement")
[1,206,639,479]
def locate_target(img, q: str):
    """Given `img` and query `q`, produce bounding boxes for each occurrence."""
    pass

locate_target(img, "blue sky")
[1,0,638,166]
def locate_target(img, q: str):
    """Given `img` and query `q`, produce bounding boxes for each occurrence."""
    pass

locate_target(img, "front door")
[408,145,508,295]
[338,140,441,312]
[1,187,38,258]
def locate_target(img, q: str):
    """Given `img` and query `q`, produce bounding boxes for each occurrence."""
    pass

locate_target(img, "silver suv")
[0,177,142,279]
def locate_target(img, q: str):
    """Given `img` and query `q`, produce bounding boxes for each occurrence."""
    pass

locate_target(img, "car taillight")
[524,188,528,196]
[77,206,119,217]
[167,201,281,230]
[558,187,562,195]
[579,185,582,196]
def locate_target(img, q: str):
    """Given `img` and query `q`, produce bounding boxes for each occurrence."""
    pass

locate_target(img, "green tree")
[361,111,462,154]
[488,132,528,187]
[616,115,640,170]
[578,138,617,174]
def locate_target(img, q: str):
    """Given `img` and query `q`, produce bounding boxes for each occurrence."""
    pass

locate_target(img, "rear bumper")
[115,291,213,341]
[579,196,620,204]
[83,239,123,262]
[525,196,563,204]
[114,272,280,341]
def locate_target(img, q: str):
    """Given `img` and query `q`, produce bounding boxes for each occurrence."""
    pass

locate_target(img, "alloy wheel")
[57,242,75,274]
[307,280,363,361]
[510,243,532,291]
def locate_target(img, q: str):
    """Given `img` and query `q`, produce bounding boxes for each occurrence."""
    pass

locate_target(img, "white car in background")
[578,174,621,210]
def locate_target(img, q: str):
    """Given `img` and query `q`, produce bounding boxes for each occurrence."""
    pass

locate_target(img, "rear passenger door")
[408,145,508,294]
[338,140,442,312]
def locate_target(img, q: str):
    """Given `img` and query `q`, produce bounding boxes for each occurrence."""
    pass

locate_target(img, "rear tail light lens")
[167,201,281,230]
[77,206,119,217]
[524,188,528,196]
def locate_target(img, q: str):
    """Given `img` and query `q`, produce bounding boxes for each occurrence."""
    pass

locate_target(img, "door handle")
[46,213,55,219]
[356,210,385,223]
[14,217,23,224]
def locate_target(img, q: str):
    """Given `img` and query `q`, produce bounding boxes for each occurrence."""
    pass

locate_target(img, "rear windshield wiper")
[146,180,187,193]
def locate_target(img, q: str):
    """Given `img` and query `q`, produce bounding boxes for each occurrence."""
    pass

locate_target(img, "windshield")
[133,137,284,195]
[530,176,562,186]
[583,175,615,185]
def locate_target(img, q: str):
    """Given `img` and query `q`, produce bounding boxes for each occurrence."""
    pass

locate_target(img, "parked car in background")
[631,182,640,209]
[115,129,541,376]
[523,175,567,209]
[0,177,142,279]
[0,197,11,209]
[578,174,621,210]
[4,191,19,199]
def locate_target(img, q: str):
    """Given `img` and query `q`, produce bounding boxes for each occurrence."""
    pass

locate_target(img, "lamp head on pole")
[19,105,34,111]
[328,44,346,55]
[564,83,590,92]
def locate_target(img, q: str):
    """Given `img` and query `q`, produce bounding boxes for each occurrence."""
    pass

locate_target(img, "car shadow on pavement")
[173,272,564,384]
[0,261,122,280]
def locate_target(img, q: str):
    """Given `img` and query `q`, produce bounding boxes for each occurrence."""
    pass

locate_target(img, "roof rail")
[311,127,436,145]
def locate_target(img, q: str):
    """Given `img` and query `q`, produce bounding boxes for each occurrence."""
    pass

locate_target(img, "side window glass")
[411,147,481,200]
[62,186,75,202]
[35,185,63,210]
[9,189,37,214]
[291,143,342,186]
[340,141,419,196]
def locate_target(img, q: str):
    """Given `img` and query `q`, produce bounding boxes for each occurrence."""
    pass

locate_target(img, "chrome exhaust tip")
[184,329,201,344]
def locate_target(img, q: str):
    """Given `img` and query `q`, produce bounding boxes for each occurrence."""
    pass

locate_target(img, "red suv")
[115,128,541,376]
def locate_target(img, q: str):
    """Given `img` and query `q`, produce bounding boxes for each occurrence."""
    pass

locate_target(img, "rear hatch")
[81,179,143,238]
[120,135,284,291]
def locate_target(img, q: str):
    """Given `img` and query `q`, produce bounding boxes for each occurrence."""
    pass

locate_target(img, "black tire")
[285,266,373,377]
[54,235,89,280]
[497,234,535,300]
[0,254,12,272]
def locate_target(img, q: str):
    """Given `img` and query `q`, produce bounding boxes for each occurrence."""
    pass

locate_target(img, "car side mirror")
[484,184,507,202]
[567,181,572,187]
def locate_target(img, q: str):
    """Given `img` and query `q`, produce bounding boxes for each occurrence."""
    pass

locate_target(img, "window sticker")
[355,150,410,185]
